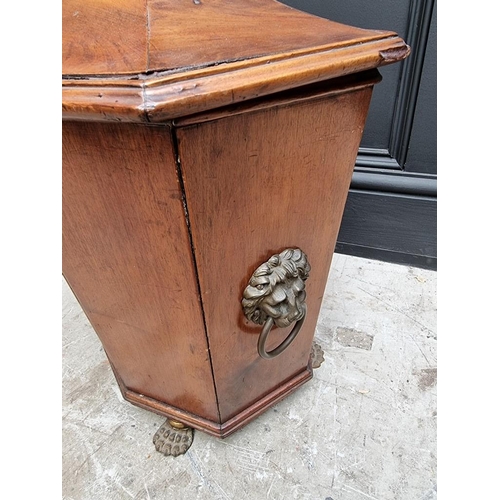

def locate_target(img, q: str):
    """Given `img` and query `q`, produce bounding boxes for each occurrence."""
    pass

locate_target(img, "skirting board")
[336,188,436,271]
[111,361,313,438]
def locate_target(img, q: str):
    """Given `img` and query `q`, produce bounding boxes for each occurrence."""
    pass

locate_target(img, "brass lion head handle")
[242,248,310,359]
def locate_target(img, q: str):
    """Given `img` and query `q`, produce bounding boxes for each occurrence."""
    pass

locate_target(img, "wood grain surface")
[63,0,397,76]
[176,81,374,421]
[63,0,148,75]
[146,0,389,72]
[62,121,219,422]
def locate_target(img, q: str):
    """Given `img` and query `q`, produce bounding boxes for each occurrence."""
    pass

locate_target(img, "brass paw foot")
[153,419,194,457]
[310,340,325,369]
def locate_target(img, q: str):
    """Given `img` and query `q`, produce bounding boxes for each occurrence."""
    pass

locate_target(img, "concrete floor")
[62,253,437,500]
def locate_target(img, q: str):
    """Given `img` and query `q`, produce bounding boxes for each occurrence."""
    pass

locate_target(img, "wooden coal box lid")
[62,0,410,123]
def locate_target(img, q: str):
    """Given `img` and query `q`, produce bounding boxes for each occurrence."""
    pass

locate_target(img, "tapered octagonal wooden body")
[62,0,409,437]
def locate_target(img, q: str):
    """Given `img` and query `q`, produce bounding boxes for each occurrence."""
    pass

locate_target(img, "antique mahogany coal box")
[62,0,409,454]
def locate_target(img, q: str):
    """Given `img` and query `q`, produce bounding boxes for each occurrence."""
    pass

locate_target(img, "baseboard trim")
[335,242,437,270]
[351,169,437,196]
[113,363,313,438]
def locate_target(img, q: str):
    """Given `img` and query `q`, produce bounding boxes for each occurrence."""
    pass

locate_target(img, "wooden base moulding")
[113,362,313,438]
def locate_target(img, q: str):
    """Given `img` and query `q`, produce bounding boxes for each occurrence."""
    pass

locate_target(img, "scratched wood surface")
[62,0,148,75]
[62,121,219,422]
[176,82,374,422]
[63,0,396,75]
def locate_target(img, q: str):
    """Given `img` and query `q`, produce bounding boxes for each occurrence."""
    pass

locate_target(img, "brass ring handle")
[257,304,307,359]
[241,248,311,360]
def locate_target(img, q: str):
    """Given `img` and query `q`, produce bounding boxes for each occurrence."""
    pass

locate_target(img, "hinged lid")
[62,0,409,122]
